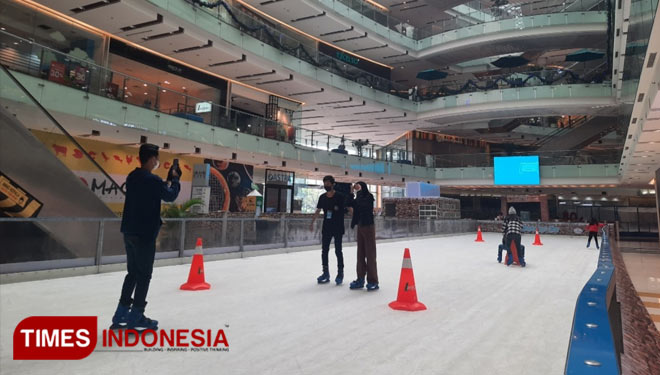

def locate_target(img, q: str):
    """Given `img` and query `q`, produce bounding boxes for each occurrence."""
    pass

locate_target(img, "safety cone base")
[180,282,211,291]
[389,300,427,311]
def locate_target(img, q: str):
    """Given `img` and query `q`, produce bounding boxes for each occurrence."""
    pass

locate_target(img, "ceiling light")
[164,80,170,84]
[143,83,147,87]
[650,178,656,185]
[571,196,578,200]
[585,197,592,200]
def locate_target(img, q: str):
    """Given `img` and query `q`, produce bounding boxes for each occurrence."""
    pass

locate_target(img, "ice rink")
[1,233,599,375]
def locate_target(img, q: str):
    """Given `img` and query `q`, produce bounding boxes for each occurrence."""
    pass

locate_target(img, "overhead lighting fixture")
[650,178,656,185]
[364,0,388,11]
[19,0,303,106]
[164,80,170,84]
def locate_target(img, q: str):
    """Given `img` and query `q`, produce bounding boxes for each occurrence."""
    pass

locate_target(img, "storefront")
[264,169,295,213]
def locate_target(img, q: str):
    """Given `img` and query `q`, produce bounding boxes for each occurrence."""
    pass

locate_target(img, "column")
[656,168,660,235]
[539,194,549,222]
[501,197,508,216]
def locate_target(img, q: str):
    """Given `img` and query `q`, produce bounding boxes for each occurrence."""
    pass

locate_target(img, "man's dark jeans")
[321,232,344,274]
[119,234,157,310]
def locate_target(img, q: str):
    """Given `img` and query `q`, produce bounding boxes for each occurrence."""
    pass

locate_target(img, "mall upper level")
[17,0,621,146]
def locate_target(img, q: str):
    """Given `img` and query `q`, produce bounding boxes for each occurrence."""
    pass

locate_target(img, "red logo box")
[13,316,97,360]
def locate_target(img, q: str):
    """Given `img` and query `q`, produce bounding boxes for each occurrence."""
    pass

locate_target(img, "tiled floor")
[621,245,660,333]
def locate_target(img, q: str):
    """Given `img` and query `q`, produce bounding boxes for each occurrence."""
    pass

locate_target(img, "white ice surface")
[1,233,599,375]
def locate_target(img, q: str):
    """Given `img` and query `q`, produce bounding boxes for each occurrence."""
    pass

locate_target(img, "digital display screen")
[493,156,540,185]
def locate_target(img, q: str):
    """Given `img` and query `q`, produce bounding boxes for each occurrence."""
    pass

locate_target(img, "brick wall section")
[382,197,461,219]
[611,235,660,375]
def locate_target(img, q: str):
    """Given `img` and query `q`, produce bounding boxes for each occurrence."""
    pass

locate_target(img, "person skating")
[502,206,525,267]
[111,144,181,331]
[586,218,602,249]
[348,182,379,291]
[310,176,346,285]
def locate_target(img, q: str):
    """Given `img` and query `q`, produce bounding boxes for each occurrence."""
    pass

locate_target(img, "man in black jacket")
[111,143,180,330]
[310,176,345,285]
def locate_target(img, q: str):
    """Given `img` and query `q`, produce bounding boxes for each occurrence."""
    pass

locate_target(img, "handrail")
[334,0,607,40]
[0,65,125,195]
[532,115,591,148]
[564,227,621,374]
[0,31,622,166]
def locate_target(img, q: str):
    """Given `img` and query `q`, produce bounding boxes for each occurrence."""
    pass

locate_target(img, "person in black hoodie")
[111,143,181,331]
[348,181,379,291]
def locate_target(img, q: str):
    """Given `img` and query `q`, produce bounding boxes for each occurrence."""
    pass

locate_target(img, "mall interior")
[0,0,659,373]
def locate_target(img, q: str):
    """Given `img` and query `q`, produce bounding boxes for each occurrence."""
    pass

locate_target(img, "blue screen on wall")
[493,156,540,185]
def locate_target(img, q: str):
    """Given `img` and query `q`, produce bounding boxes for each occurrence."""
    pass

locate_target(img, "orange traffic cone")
[533,229,543,246]
[180,238,211,291]
[475,226,485,242]
[508,241,521,266]
[389,248,426,312]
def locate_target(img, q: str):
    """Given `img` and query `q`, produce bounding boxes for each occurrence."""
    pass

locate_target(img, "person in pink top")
[585,218,603,249]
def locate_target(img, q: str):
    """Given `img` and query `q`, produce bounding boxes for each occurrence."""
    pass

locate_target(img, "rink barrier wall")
[564,228,622,374]
[0,217,477,283]
[477,220,602,236]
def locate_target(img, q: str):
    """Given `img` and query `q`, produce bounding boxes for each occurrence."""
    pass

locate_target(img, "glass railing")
[0,217,476,274]
[414,67,611,101]
[0,31,621,170]
[180,0,408,98]
[0,62,125,197]
[432,149,622,168]
[333,0,607,40]
[0,30,412,160]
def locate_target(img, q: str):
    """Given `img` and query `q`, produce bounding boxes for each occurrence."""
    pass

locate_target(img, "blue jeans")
[119,234,157,309]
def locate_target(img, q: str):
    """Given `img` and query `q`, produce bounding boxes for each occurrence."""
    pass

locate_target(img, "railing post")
[239,219,245,253]
[178,220,186,259]
[95,220,105,273]
[283,217,288,249]
[221,211,228,247]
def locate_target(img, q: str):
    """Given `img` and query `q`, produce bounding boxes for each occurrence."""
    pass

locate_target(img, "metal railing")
[0,217,476,274]
[182,0,408,97]
[334,0,607,40]
[0,31,622,169]
[415,67,611,101]
[0,31,404,160]
[564,227,622,374]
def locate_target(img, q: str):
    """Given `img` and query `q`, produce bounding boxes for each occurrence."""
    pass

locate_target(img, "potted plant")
[158,199,203,251]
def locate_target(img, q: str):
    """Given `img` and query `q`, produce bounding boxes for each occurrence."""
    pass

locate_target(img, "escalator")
[535,116,617,151]
[0,65,120,267]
